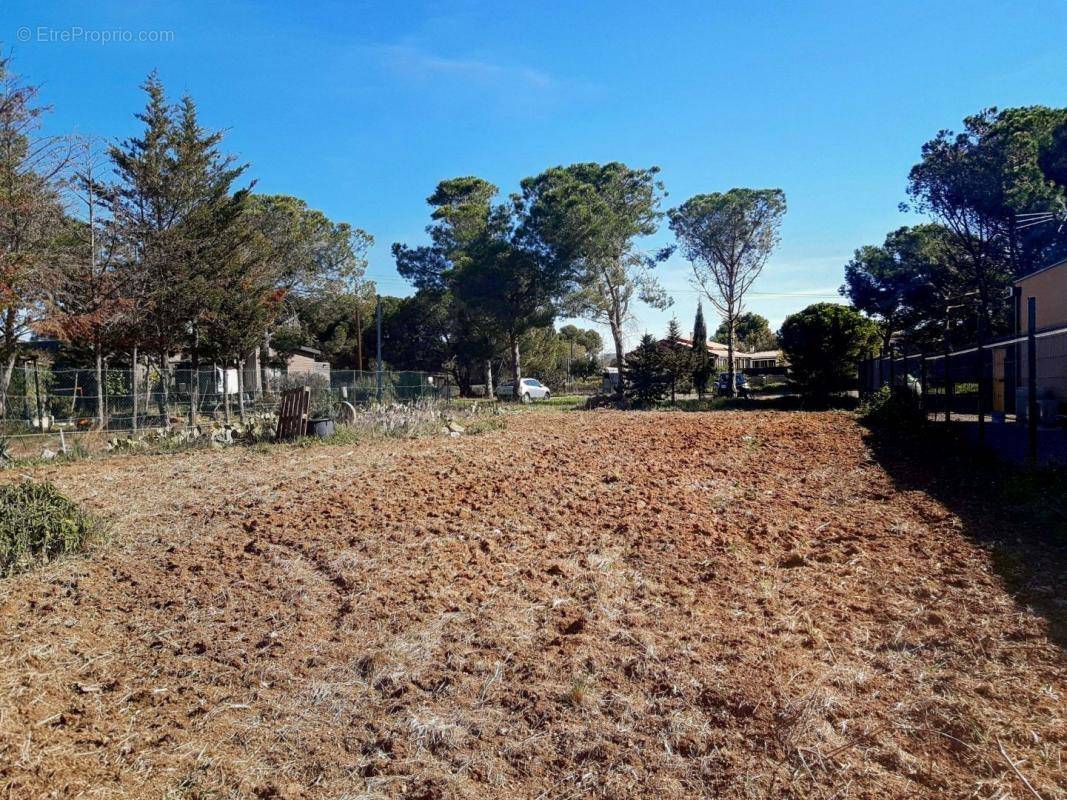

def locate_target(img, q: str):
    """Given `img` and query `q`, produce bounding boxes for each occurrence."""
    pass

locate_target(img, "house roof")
[675,337,780,359]
[1016,257,1067,285]
[747,350,782,360]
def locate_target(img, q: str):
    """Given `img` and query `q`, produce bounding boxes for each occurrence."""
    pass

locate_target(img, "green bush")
[779,303,880,398]
[0,481,101,576]
[860,386,925,429]
[623,334,671,408]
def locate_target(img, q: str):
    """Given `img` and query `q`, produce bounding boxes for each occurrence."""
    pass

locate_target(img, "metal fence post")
[1027,297,1038,467]
[977,318,985,444]
[31,358,44,429]
[920,352,928,417]
[943,331,952,424]
[375,294,383,404]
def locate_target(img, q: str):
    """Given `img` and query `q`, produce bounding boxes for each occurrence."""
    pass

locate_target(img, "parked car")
[495,378,551,403]
[715,371,750,398]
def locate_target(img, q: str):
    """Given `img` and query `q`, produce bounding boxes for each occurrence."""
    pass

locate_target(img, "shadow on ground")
[862,421,1067,650]
[674,394,859,412]
[580,393,860,412]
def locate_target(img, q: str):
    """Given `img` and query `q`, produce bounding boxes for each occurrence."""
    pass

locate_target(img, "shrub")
[860,385,925,429]
[779,303,880,399]
[623,334,671,408]
[0,481,102,576]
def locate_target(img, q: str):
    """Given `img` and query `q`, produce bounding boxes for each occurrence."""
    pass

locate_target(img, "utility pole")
[375,294,383,404]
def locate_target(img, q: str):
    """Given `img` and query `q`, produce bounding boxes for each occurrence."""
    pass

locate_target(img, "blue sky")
[6,0,1067,347]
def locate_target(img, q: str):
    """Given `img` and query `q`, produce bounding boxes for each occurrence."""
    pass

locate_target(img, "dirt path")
[1,411,1064,799]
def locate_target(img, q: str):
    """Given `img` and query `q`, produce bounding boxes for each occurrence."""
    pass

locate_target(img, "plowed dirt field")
[1,410,1064,799]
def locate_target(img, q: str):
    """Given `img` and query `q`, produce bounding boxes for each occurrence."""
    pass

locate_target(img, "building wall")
[1017,262,1067,403]
[287,353,330,376]
[1017,262,1067,330]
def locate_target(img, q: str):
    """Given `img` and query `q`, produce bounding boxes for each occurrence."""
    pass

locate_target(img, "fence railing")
[1,365,448,438]
[860,303,1067,466]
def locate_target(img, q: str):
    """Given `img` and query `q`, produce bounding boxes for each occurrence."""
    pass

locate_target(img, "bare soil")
[0,410,1064,799]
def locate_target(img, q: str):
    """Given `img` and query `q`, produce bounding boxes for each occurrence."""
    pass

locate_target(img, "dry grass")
[0,410,1064,799]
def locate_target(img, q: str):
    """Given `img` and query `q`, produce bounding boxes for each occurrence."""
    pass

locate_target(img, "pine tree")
[691,302,712,398]
[662,317,690,404]
[109,74,253,426]
[623,334,670,408]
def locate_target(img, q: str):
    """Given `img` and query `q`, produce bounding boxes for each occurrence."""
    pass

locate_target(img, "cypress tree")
[691,302,712,398]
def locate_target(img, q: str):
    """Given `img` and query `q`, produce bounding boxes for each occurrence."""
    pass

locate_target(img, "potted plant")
[306,390,336,437]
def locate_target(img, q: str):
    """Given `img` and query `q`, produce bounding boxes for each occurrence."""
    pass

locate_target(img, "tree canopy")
[713,312,777,352]
[779,303,880,399]
[516,162,672,385]
[669,188,786,394]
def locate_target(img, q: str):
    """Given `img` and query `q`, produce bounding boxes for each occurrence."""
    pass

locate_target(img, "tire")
[544,392,551,400]
[521,392,532,404]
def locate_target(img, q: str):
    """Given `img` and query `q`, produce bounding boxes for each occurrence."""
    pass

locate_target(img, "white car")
[495,378,551,403]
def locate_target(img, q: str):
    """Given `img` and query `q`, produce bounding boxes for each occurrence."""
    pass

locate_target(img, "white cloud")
[374,44,558,93]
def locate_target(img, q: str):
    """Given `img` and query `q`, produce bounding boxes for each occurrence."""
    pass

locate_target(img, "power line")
[365,275,841,300]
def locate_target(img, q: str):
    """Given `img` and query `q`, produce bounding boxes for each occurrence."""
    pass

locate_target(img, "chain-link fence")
[860,309,1067,465]
[1,365,448,447]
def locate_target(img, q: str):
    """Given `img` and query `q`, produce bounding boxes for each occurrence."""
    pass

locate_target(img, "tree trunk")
[510,332,522,400]
[158,350,171,427]
[485,359,493,399]
[236,362,246,426]
[131,346,139,432]
[223,362,232,426]
[31,359,44,431]
[0,350,17,420]
[260,333,271,399]
[147,355,155,424]
[188,337,200,430]
[610,318,625,396]
[95,346,105,430]
[726,314,736,398]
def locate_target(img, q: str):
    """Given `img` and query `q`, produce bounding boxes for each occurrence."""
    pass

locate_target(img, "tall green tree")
[395,176,575,397]
[109,76,257,425]
[905,107,1067,334]
[840,224,955,350]
[393,177,504,394]
[669,188,786,396]
[247,194,372,378]
[108,73,184,418]
[451,226,570,396]
[779,303,880,400]
[248,194,372,302]
[713,312,777,352]
[516,162,672,386]
[691,302,712,398]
